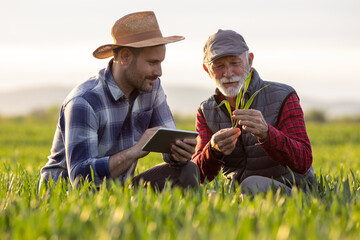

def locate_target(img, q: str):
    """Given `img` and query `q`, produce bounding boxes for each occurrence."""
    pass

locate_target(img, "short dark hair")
[113,47,141,60]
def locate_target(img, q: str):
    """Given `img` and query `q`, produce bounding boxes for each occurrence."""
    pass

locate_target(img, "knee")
[240,175,291,195]
[240,176,263,194]
[187,161,200,175]
[180,161,200,188]
[240,176,275,195]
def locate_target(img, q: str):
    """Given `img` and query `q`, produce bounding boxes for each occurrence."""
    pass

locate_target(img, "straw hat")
[93,11,185,59]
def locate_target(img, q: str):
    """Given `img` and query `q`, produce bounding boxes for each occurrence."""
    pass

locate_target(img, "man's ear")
[248,52,254,68]
[118,48,133,65]
[203,64,209,73]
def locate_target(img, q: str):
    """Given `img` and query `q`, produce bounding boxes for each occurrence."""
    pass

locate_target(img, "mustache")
[146,75,158,81]
[219,76,243,83]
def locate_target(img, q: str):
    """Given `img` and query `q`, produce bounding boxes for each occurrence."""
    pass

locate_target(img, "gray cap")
[203,29,249,64]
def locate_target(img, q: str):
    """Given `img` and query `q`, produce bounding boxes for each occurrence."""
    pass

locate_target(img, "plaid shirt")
[40,60,176,186]
[192,92,312,183]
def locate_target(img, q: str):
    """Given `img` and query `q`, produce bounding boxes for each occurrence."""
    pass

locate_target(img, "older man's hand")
[210,128,241,155]
[232,109,269,140]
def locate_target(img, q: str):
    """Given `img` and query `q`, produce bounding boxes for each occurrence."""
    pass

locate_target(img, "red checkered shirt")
[191,93,313,183]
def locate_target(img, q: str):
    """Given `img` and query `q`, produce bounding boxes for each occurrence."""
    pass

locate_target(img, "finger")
[239,120,257,129]
[218,136,237,147]
[242,125,258,136]
[182,138,197,146]
[233,109,246,115]
[174,140,195,154]
[143,126,161,140]
[217,128,241,140]
[221,143,237,155]
[241,118,267,132]
[171,142,193,159]
[233,127,242,136]
[216,137,238,152]
[233,109,252,117]
[242,125,251,131]
[233,114,254,122]
[170,152,188,162]
[218,131,240,143]
[170,153,182,162]
[241,109,259,116]
[233,109,260,120]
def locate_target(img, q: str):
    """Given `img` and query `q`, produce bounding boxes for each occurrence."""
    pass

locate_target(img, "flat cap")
[203,29,249,63]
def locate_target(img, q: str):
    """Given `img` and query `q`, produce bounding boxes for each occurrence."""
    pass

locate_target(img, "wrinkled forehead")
[210,52,247,66]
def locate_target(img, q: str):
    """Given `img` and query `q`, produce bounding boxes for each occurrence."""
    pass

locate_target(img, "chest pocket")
[133,109,153,141]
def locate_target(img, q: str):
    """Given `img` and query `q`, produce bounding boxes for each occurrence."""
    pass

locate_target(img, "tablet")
[142,128,199,154]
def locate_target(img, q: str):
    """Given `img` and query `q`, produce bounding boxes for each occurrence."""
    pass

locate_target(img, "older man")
[192,29,315,194]
[40,11,199,189]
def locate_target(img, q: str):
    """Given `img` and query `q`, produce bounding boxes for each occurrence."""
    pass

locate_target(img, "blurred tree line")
[305,109,360,123]
[2,106,360,124]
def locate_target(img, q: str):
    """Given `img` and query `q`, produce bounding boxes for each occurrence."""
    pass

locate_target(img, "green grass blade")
[216,99,229,108]
[350,169,357,195]
[216,99,234,126]
[235,71,251,110]
[243,84,271,109]
[240,70,253,109]
[235,89,242,110]
[224,101,234,126]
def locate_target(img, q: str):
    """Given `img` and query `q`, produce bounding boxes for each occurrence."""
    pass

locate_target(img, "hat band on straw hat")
[115,30,163,45]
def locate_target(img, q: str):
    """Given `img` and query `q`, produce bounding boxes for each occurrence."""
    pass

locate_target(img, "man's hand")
[135,126,161,159]
[109,126,161,179]
[232,109,269,140]
[210,128,241,155]
[170,138,197,162]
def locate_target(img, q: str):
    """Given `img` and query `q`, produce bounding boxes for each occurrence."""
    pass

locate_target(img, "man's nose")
[223,64,233,78]
[154,64,162,77]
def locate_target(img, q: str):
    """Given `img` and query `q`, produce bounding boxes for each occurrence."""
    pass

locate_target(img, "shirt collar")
[104,59,126,101]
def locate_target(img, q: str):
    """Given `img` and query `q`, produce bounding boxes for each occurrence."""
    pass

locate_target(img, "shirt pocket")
[133,109,153,141]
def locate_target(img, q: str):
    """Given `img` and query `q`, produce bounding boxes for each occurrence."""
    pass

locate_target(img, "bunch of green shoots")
[216,69,270,128]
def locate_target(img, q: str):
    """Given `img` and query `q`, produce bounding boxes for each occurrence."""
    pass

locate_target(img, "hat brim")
[93,36,184,59]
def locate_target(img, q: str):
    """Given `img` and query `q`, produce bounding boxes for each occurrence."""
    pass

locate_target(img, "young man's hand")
[170,138,197,162]
[109,126,160,178]
[136,126,161,159]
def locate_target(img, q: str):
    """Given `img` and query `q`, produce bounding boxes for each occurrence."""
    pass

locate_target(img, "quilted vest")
[199,68,314,186]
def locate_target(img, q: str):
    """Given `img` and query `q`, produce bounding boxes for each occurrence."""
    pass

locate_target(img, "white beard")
[215,67,251,97]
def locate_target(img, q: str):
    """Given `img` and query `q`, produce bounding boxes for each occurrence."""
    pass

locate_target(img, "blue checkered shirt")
[40,60,176,186]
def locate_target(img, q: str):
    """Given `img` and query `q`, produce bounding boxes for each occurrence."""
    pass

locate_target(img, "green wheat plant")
[216,70,271,127]
[1,112,360,239]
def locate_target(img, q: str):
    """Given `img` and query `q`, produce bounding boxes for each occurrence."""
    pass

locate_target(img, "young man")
[40,11,199,190]
[192,29,315,194]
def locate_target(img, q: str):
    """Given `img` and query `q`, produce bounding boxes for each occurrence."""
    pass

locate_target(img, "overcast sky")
[1,0,360,102]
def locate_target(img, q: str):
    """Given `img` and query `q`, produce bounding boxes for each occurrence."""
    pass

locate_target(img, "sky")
[1,0,360,103]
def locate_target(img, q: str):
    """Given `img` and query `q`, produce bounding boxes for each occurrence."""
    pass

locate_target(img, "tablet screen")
[141,128,199,154]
